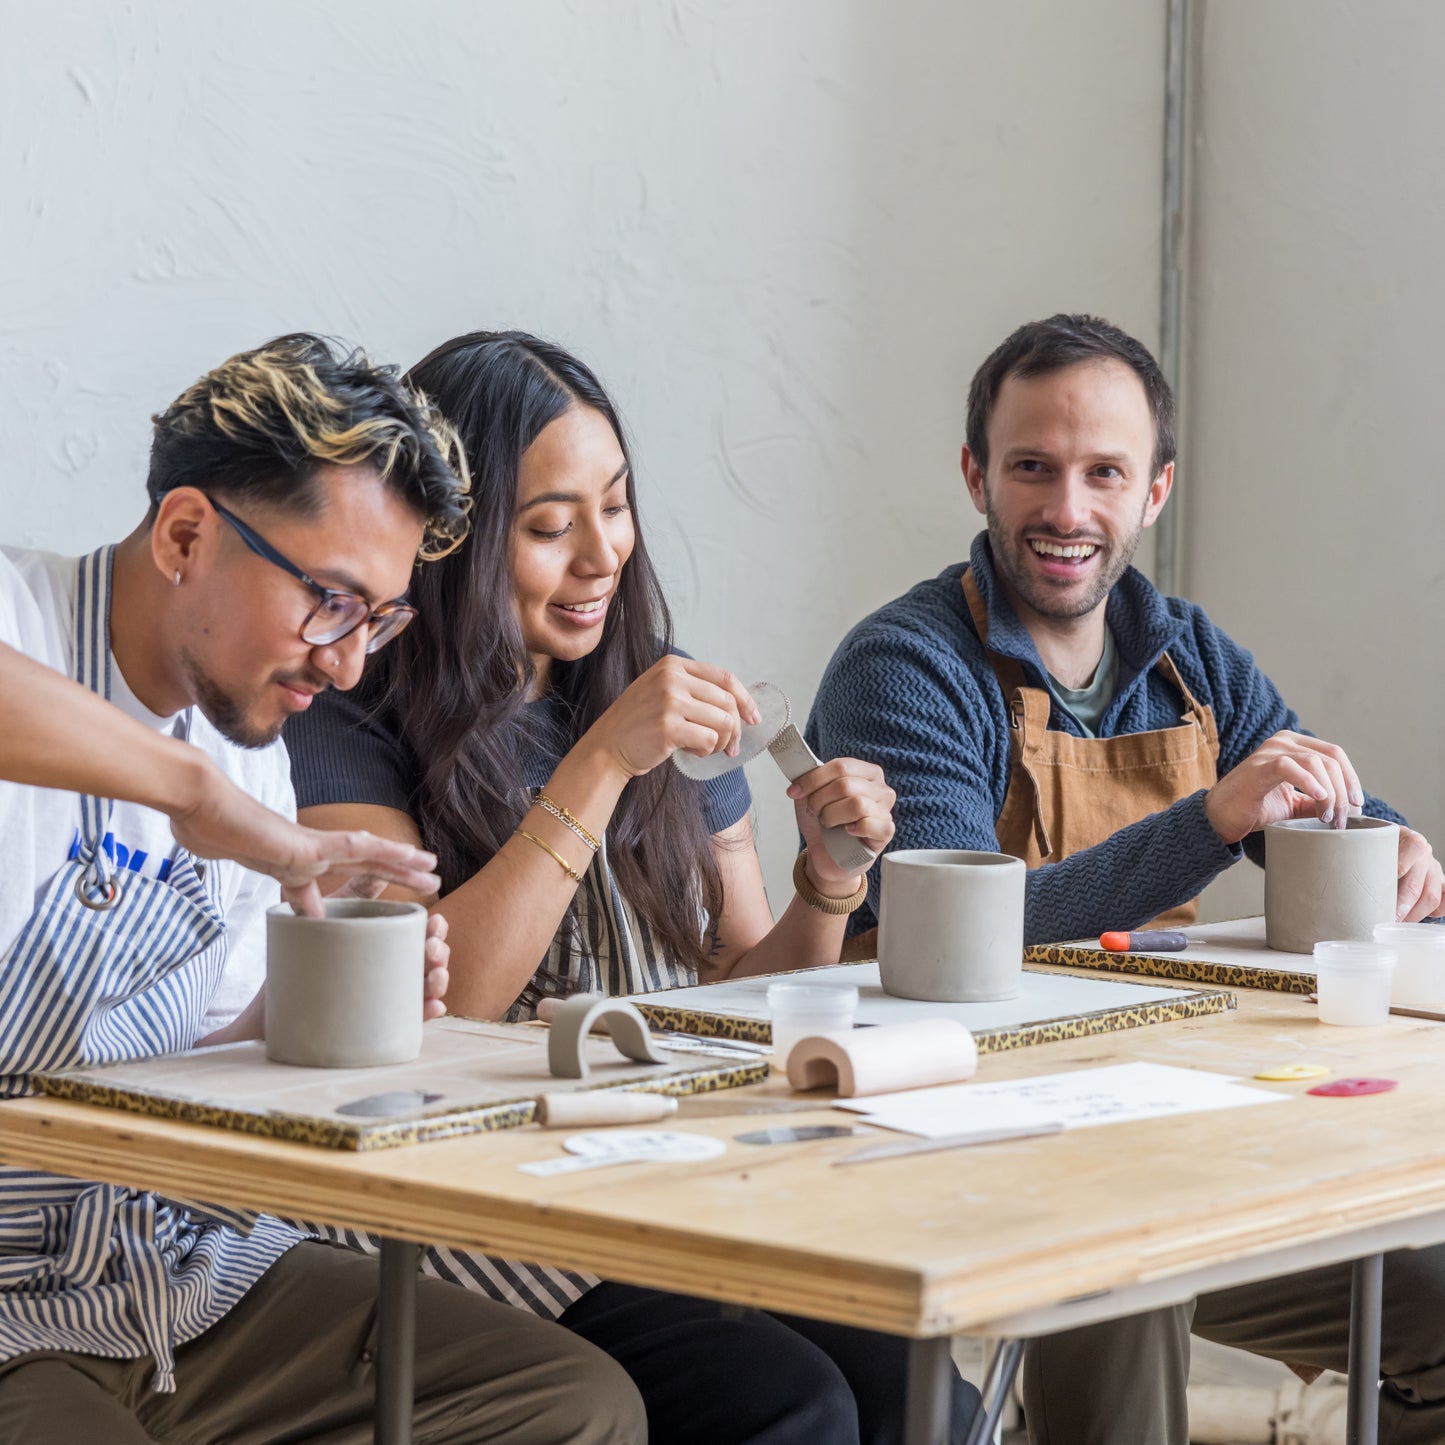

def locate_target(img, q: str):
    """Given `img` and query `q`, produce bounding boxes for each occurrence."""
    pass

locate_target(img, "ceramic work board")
[35,1017,767,1152]
[1027,916,1317,996]
[629,964,1233,1053]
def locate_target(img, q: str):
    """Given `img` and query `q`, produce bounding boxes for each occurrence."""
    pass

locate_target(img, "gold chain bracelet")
[534,791,601,853]
[515,829,584,884]
[792,849,868,915]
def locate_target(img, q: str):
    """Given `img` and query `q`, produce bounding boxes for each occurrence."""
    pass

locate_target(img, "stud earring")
[173,570,182,587]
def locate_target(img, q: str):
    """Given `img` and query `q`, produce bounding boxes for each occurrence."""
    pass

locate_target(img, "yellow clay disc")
[1254,1064,1330,1082]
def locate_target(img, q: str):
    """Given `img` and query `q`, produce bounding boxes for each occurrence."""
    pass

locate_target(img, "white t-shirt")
[0,546,292,1037]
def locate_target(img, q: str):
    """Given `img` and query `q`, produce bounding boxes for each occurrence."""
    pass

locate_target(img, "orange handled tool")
[1099,930,1190,952]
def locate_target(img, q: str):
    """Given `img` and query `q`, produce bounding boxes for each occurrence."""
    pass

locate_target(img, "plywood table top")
[2,975,1443,1338]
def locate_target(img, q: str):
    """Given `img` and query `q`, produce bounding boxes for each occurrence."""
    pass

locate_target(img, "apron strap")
[962,568,1054,856]
[1155,651,1219,744]
[961,567,1032,727]
[118,1192,178,1392]
[73,549,119,906]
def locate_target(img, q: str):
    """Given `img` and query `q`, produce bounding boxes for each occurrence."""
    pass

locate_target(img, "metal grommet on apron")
[73,872,121,910]
[962,567,1222,929]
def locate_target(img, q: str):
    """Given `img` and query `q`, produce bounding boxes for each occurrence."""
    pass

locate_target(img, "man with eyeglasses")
[0,334,645,1443]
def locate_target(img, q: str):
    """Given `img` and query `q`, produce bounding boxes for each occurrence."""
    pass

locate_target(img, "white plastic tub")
[1314,940,1397,1026]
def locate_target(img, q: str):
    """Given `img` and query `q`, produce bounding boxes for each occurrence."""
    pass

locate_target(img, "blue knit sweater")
[806,533,1407,944]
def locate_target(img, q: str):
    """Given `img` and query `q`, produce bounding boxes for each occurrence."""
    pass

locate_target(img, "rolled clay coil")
[785,1017,978,1098]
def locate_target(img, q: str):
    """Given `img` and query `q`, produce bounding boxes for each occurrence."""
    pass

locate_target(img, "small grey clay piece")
[877,849,1026,1002]
[1264,816,1400,954]
[336,1090,444,1117]
[733,1125,864,1145]
[546,994,669,1079]
[266,899,427,1068]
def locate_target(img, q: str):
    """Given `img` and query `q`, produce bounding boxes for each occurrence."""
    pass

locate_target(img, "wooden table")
[2,977,1443,1444]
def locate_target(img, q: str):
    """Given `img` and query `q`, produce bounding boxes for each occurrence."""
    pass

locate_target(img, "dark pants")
[1022,1244,1445,1445]
[561,1281,982,1445]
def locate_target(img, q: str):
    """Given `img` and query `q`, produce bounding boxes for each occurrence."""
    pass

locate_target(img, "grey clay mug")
[265,899,427,1067]
[877,849,1026,1002]
[1264,816,1399,954]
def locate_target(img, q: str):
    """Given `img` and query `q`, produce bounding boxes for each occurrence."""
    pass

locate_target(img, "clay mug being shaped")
[1264,816,1399,955]
[265,899,428,1067]
[877,849,1025,1002]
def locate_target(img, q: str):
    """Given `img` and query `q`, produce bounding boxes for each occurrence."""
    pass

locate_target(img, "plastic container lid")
[1313,940,1398,973]
[1373,923,1445,950]
[766,982,859,1015]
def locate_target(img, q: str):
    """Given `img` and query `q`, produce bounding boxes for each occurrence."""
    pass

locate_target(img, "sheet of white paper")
[834,1062,1288,1138]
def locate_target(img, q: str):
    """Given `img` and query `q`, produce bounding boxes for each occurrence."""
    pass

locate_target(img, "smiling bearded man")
[806,312,1445,1445]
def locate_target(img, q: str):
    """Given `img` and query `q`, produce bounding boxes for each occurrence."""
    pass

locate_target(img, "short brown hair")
[966,314,1176,479]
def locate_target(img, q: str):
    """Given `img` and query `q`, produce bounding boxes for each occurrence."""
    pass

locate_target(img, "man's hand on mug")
[423,913,449,1020]
[1204,731,1364,845]
[1397,828,1445,922]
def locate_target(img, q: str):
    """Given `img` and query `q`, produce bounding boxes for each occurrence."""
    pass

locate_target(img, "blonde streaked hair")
[148,333,471,559]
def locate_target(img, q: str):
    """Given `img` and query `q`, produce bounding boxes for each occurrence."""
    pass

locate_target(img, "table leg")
[1347,1253,1383,1445]
[965,1338,1024,1445]
[906,1337,954,1445]
[376,1238,420,1445]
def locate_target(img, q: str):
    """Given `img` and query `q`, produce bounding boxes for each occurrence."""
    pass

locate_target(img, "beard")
[984,491,1147,621]
[180,650,325,750]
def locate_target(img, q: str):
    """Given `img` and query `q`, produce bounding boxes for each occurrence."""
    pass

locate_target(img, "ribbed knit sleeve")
[284,683,419,815]
[700,768,752,836]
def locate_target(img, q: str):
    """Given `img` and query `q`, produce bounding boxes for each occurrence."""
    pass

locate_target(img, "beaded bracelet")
[515,829,583,884]
[534,791,601,853]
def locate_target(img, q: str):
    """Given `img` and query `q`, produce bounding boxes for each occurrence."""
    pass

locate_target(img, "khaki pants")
[0,1242,646,1445]
[1022,1245,1445,1445]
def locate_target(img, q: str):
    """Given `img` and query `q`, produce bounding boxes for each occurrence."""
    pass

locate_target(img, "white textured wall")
[0,0,1166,904]
[1187,0,1445,922]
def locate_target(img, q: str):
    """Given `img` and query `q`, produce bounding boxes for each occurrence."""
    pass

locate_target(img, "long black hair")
[371,331,723,975]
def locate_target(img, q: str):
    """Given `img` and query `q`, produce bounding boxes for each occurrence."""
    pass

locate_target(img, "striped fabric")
[507,835,697,1021]
[0,548,304,1389]
[315,835,695,1321]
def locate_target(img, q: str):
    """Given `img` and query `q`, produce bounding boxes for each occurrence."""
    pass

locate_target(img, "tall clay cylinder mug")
[877,849,1026,1002]
[266,899,428,1067]
[1264,817,1399,955]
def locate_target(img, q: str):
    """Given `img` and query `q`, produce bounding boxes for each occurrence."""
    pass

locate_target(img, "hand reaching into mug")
[1204,731,1363,844]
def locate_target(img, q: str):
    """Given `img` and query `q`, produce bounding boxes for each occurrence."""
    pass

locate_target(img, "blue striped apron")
[0,548,302,1389]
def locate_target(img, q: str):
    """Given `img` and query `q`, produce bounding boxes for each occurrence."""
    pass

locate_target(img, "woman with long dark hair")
[285,331,978,1443]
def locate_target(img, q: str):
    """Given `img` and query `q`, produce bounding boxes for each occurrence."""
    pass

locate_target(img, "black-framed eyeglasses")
[209,500,418,654]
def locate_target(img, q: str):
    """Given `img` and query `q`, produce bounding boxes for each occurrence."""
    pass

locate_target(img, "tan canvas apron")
[961,567,1220,930]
